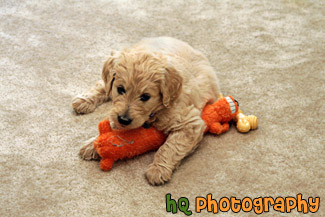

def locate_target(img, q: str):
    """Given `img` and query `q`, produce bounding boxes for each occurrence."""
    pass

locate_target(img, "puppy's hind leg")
[72,80,109,114]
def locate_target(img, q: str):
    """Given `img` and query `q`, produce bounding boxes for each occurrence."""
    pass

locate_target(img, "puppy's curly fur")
[73,37,220,185]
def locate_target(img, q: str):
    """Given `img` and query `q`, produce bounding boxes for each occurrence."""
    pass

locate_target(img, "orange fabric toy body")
[202,96,239,134]
[94,120,167,171]
[94,96,238,171]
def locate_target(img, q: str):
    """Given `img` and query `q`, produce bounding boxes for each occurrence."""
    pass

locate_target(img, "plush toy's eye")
[117,86,126,95]
[140,93,150,102]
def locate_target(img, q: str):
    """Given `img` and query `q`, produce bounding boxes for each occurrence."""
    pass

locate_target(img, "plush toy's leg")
[100,158,115,171]
[209,122,229,135]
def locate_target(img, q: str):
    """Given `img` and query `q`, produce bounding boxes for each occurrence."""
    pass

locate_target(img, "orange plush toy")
[94,96,239,171]
[94,120,167,171]
[202,96,239,134]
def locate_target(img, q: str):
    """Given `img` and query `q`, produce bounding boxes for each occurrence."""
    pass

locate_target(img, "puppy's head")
[102,50,182,130]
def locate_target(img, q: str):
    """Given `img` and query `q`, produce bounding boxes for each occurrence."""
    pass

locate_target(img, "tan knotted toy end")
[235,110,258,133]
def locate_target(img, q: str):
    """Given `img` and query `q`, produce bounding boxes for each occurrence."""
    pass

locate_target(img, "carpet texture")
[0,0,324,216]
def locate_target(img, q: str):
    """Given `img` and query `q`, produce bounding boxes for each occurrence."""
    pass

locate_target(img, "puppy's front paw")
[72,95,96,114]
[79,138,100,161]
[146,163,172,185]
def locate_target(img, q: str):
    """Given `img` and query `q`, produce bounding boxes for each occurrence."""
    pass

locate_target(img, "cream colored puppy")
[73,37,220,185]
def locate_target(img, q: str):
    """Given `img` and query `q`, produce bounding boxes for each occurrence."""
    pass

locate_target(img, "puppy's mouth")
[111,112,156,130]
[111,118,143,130]
[142,112,156,129]
[109,118,126,130]
[142,121,152,129]
[111,121,131,130]
[114,121,149,130]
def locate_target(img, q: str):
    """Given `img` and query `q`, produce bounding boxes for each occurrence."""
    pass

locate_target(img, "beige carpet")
[1,0,324,216]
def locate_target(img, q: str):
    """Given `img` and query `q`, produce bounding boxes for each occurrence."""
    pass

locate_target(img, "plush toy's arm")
[98,119,112,135]
[208,122,229,135]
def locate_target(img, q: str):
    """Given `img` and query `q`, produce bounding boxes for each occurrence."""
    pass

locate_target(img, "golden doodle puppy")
[73,37,220,185]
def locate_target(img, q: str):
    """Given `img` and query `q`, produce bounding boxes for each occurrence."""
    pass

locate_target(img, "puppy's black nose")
[118,115,132,126]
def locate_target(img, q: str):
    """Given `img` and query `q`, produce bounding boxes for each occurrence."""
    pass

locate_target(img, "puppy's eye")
[117,86,126,95]
[140,94,150,102]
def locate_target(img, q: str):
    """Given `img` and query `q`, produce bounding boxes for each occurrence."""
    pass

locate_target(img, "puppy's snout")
[118,115,133,126]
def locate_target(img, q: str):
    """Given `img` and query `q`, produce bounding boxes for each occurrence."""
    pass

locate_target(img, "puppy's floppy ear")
[102,50,118,96]
[160,65,183,108]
